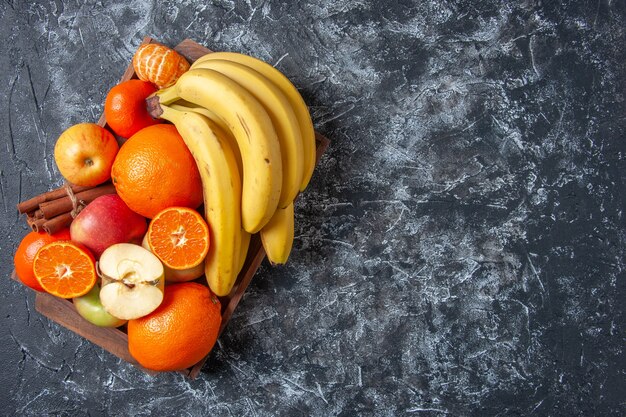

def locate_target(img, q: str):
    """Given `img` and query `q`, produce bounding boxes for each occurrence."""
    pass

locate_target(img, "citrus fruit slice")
[148,207,209,270]
[14,228,72,292]
[33,241,97,298]
[141,234,204,282]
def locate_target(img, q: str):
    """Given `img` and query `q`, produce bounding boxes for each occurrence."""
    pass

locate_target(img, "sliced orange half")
[33,241,97,298]
[148,207,210,270]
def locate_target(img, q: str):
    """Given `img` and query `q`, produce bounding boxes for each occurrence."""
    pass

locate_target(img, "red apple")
[54,123,119,186]
[70,194,147,258]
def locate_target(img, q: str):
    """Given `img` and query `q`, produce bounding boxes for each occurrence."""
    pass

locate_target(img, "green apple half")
[73,284,127,328]
[98,243,165,320]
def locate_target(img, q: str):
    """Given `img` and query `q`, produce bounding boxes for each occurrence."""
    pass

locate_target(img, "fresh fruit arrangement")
[11,38,324,375]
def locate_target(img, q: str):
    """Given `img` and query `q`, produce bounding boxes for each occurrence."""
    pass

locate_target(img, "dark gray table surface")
[1,1,624,416]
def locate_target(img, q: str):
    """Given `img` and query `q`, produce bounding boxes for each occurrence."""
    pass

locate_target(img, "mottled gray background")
[1,0,624,416]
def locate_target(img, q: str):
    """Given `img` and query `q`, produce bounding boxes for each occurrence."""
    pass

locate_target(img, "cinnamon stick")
[39,183,116,219]
[30,217,47,232]
[42,212,74,235]
[17,183,93,214]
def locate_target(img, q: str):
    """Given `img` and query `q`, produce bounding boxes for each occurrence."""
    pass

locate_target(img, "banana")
[170,100,231,136]
[238,230,251,273]
[192,59,304,208]
[192,52,316,192]
[260,202,294,265]
[171,101,251,274]
[156,68,282,233]
[169,102,243,179]
[156,104,242,296]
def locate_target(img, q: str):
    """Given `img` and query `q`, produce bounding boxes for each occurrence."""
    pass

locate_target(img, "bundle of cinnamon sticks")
[17,182,116,234]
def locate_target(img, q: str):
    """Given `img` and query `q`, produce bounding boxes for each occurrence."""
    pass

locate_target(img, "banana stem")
[145,95,164,119]
[146,86,185,120]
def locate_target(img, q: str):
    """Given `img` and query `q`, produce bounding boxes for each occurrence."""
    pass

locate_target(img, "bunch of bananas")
[147,52,316,297]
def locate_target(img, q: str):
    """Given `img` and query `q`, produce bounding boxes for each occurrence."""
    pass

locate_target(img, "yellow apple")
[54,123,119,186]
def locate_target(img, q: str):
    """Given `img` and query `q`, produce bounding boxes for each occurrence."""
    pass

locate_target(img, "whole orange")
[14,228,72,292]
[104,80,161,138]
[128,282,222,371]
[111,124,203,218]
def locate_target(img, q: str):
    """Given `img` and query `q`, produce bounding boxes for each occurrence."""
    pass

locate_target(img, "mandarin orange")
[14,229,72,292]
[104,80,161,139]
[133,43,190,89]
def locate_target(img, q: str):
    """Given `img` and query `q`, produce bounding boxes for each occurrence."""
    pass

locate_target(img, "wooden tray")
[12,37,329,379]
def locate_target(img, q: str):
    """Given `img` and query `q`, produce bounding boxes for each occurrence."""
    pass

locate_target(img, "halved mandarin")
[148,207,210,270]
[33,242,97,298]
